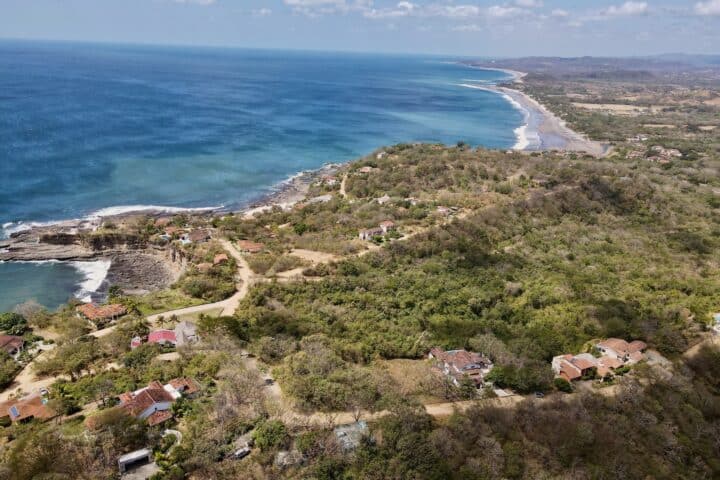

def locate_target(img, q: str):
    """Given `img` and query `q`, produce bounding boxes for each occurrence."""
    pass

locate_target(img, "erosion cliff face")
[79,232,147,251]
[1,228,148,261]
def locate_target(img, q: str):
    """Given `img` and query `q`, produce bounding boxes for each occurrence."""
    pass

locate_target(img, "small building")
[334,421,369,452]
[76,303,127,326]
[359,227,384,241]
[174,321,199,347]
[118,448,153,474]
[429,347,493,387]
[148,329,177,347]
[379,221,396,234]
[552,354,597,382]
[321,175,338,186]
[118,378,200,426]
[712,313,720,334]
[166,377,201,399]
[213,253,229,265]
[188,229,211,243]
[595,338,647,364]
[0,394,57,424]
[237,240,264,254]
[359,166,376,174]
[0,335,24,359]
[130,336,143,350]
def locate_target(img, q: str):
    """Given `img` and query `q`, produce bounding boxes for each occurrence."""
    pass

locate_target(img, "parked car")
[534,392,545,398]
[233,447,252,460]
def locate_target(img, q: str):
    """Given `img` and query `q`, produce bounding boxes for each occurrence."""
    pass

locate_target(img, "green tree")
[253,420,289,451]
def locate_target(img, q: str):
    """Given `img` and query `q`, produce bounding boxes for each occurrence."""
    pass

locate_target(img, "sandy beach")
[461,67,607,157]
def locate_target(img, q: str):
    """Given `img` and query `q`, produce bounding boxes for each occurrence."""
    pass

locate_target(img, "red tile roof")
[570,357,596,371]
[147,410,174,426]
[121,388,174,417]
[168,377,200,396]
[379,221,395,228]
[189,229,211,243]
[558,361,582,381]
[148,330,177,344]
[76,303,127,322]
[0,335,23,353]
[0,394,56,422]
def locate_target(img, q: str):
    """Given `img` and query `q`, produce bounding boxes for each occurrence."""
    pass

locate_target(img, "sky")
[0,0,719,57]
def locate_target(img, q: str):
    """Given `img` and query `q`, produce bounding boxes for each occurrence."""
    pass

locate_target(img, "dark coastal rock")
[104,252,177,295]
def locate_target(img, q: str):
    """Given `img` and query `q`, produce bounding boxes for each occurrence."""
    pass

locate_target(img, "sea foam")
[72,260,112,303]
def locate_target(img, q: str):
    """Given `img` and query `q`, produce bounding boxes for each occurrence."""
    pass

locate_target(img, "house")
[552,338,647,383]
[334,421,369,452]
[0,335,24,359]
[119,381,175,426]
[321,175,338,186]
[0,394,57,424]
[552,353,598,382]
[174,321,199,347]
[76,303,127,326]
[379,220,396,234]
[148,329,177,347]
[237,240,264,254]
[166,377,201,399]
[359,166,376,174]
[118,378,200,426]
[188,229,211,243]
[436,206,452,216]
[712,313,720,334]
[428,347,493,387]
[596,356,624,378]
[404,197,420,206]
[213,253,229,265]
[595,338,647,364]
[358,227,384,241]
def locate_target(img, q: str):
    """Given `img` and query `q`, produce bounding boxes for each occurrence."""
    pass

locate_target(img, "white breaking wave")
[87,204,222,218]
[458,82,539,151]
[2,204,223,238]
[72,260,112,303]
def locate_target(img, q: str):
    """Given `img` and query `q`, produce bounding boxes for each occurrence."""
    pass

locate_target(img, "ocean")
[0,41,523,312]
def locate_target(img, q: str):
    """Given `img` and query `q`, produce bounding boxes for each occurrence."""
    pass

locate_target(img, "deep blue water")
[0,41,520,311]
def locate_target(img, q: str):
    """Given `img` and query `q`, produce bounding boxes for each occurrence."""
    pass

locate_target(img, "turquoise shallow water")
[0,41,521,311]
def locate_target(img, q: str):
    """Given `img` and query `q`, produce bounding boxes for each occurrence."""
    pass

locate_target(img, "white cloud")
[515,0,543,7]
[173,0,216,5]
[435,5,482,17]
[364,1,416,19]
[487,5,523,18]
[695,0,720,15]
[603,1,649,16]
[252,8,273,17]
[551,8,569,17]
[452,24,482,31]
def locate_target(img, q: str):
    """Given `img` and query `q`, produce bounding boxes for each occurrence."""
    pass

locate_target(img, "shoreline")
[461,65,607,156]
